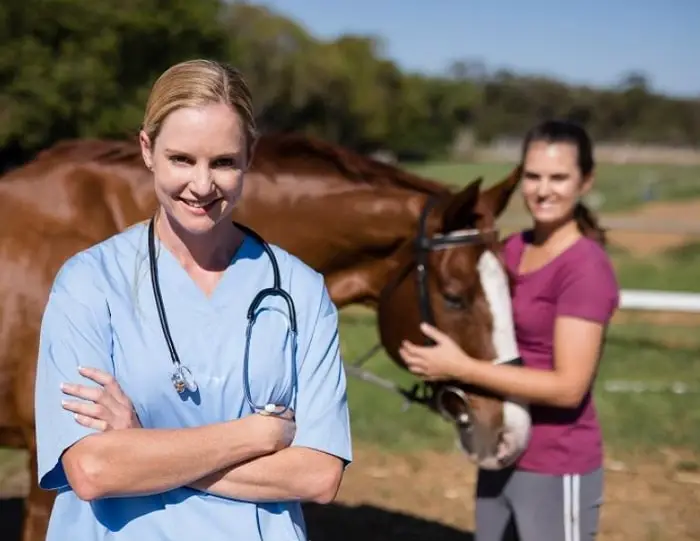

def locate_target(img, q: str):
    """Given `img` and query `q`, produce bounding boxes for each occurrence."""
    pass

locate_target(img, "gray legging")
[475,467,604,541]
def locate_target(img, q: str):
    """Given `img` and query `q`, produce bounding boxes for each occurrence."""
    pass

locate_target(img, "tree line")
[1,0,698,172]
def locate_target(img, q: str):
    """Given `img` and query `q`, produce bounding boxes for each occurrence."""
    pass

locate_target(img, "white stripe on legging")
[563,474,581,541]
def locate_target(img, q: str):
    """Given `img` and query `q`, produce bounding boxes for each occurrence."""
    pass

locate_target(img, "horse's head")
[377,165,531,470]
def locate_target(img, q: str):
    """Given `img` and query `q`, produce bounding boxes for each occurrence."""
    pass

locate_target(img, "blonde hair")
[142,58,258,160]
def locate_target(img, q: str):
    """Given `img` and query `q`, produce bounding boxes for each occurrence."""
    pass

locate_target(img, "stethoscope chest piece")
[171,365,198,394]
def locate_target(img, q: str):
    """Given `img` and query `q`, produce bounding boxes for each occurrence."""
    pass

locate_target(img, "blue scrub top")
[34,221,353,540]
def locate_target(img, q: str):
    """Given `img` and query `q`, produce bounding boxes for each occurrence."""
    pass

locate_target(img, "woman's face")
[139,102,248,236]
[520,140,592,227]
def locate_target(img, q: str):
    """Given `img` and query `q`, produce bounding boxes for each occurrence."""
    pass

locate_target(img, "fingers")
[62,399,108,420]
[61,382,121,411]
[419,322,445,343]
[78,366,131,407]
[73,413,108,432]
[61,382,107,404]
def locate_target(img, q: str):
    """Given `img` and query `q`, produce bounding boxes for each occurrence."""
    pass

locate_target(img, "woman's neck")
[531,218,581,249]
[155,210,243,272]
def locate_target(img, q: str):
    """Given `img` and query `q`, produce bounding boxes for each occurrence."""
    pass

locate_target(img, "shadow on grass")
[0,498,478,541]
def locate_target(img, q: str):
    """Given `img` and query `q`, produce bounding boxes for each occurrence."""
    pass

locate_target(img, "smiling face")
[520,140,592,228]
[139,102,248,236]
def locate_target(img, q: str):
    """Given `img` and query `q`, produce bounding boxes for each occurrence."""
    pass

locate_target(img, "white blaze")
[471,250,532,469]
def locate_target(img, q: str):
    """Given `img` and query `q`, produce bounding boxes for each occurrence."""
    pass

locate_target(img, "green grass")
[612,241,700,291]
[405,161,700,213]
[339,240,700,457]
[340,311,700,457]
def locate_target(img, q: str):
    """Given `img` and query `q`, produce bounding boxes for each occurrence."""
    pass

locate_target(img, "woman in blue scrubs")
[34,59,352,541]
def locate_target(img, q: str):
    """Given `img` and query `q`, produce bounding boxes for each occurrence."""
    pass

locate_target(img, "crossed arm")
[60,387,343,504]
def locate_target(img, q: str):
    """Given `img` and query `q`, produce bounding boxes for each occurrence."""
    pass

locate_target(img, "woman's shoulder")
[267,243,326,292]
[556,236,620,301]
[565,236,618,277]
[260,242,337,328]
[52,223,147,295]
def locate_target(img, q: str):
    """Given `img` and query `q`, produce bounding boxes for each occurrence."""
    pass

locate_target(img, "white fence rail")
[620,289,700,313]
[608,288,700,394]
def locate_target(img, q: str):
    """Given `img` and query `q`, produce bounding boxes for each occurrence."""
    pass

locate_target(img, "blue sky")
[257,0,699,98]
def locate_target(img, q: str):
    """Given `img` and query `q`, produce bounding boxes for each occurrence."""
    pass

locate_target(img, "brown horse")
[0,133,528,541]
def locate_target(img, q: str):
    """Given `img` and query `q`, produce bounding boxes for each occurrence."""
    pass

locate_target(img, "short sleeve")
[34,252,115,491]
[291,273,352,466]
[556,254,620,324]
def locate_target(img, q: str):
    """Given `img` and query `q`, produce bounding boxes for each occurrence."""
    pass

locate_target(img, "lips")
[180,197,220,209]
[179,197,221,216]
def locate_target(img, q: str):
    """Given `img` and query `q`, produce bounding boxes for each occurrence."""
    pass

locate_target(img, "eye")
[169,155,193,166]
[212,157,238,169]
[442,291,465,310]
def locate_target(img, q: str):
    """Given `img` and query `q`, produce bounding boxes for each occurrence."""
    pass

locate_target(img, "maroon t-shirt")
[502,230,620,475]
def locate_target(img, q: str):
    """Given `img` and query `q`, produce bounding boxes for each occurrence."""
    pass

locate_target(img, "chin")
[530,209,568,225]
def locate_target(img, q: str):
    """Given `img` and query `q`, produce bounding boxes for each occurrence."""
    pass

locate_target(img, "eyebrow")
[523,169,570,179]
[164,148,241,160]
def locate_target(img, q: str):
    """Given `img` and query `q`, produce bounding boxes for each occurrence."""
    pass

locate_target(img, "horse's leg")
[20,435,54,541]
[325,258,398,309]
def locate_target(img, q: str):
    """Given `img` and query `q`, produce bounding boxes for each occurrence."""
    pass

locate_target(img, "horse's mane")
[254,133,450,196]
[28,132,451,196]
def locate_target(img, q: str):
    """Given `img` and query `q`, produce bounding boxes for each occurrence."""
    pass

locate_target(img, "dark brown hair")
[520,119,606,246]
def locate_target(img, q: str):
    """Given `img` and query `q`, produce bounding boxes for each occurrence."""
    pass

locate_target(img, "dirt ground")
[2,199,699,541]
[605,199,700,257]
[1,445,699,541]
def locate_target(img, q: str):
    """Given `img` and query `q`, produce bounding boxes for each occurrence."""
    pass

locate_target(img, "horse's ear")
[477,165,522,218]
[441,176,483,232]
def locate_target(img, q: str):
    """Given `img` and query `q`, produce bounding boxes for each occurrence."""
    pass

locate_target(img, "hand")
[247,406,297,454]
[61,366,142,431]
[399,322,475,381]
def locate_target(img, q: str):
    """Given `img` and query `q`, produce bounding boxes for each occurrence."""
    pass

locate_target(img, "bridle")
[344,193,521,422]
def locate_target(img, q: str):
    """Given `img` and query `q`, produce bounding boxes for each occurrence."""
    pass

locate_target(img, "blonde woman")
[35,59,352,541]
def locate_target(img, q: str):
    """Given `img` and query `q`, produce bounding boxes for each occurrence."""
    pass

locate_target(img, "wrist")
[225,416,271,458]
[238,415,280,456]
[453,352,481,381]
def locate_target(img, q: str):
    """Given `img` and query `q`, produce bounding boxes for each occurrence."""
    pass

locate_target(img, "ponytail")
[574,201,606,246]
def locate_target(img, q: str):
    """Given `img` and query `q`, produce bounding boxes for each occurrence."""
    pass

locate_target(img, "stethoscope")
[147,216,299,416]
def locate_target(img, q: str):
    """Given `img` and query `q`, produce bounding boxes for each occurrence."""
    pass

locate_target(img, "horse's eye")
[442,292,465,310]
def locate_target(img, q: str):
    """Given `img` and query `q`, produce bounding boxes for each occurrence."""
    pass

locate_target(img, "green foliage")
[2,1,699,170]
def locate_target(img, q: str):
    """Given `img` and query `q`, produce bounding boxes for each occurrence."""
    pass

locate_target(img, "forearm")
[457,357,575,407]
[64,417,268,500]
[189,447,343,504]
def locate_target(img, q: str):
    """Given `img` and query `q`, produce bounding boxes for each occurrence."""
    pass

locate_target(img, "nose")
[190,166,214,196]
[535,177,551,197]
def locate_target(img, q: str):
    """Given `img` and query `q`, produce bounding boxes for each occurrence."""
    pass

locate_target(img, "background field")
[2,160,700,540]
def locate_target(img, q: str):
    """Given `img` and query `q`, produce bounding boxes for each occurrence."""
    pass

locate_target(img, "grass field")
[406,161,700,213]
[340,302,700,458]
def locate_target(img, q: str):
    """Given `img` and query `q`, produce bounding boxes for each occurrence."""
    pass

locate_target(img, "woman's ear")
[139,130,154,171]
[580,170,595,197]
